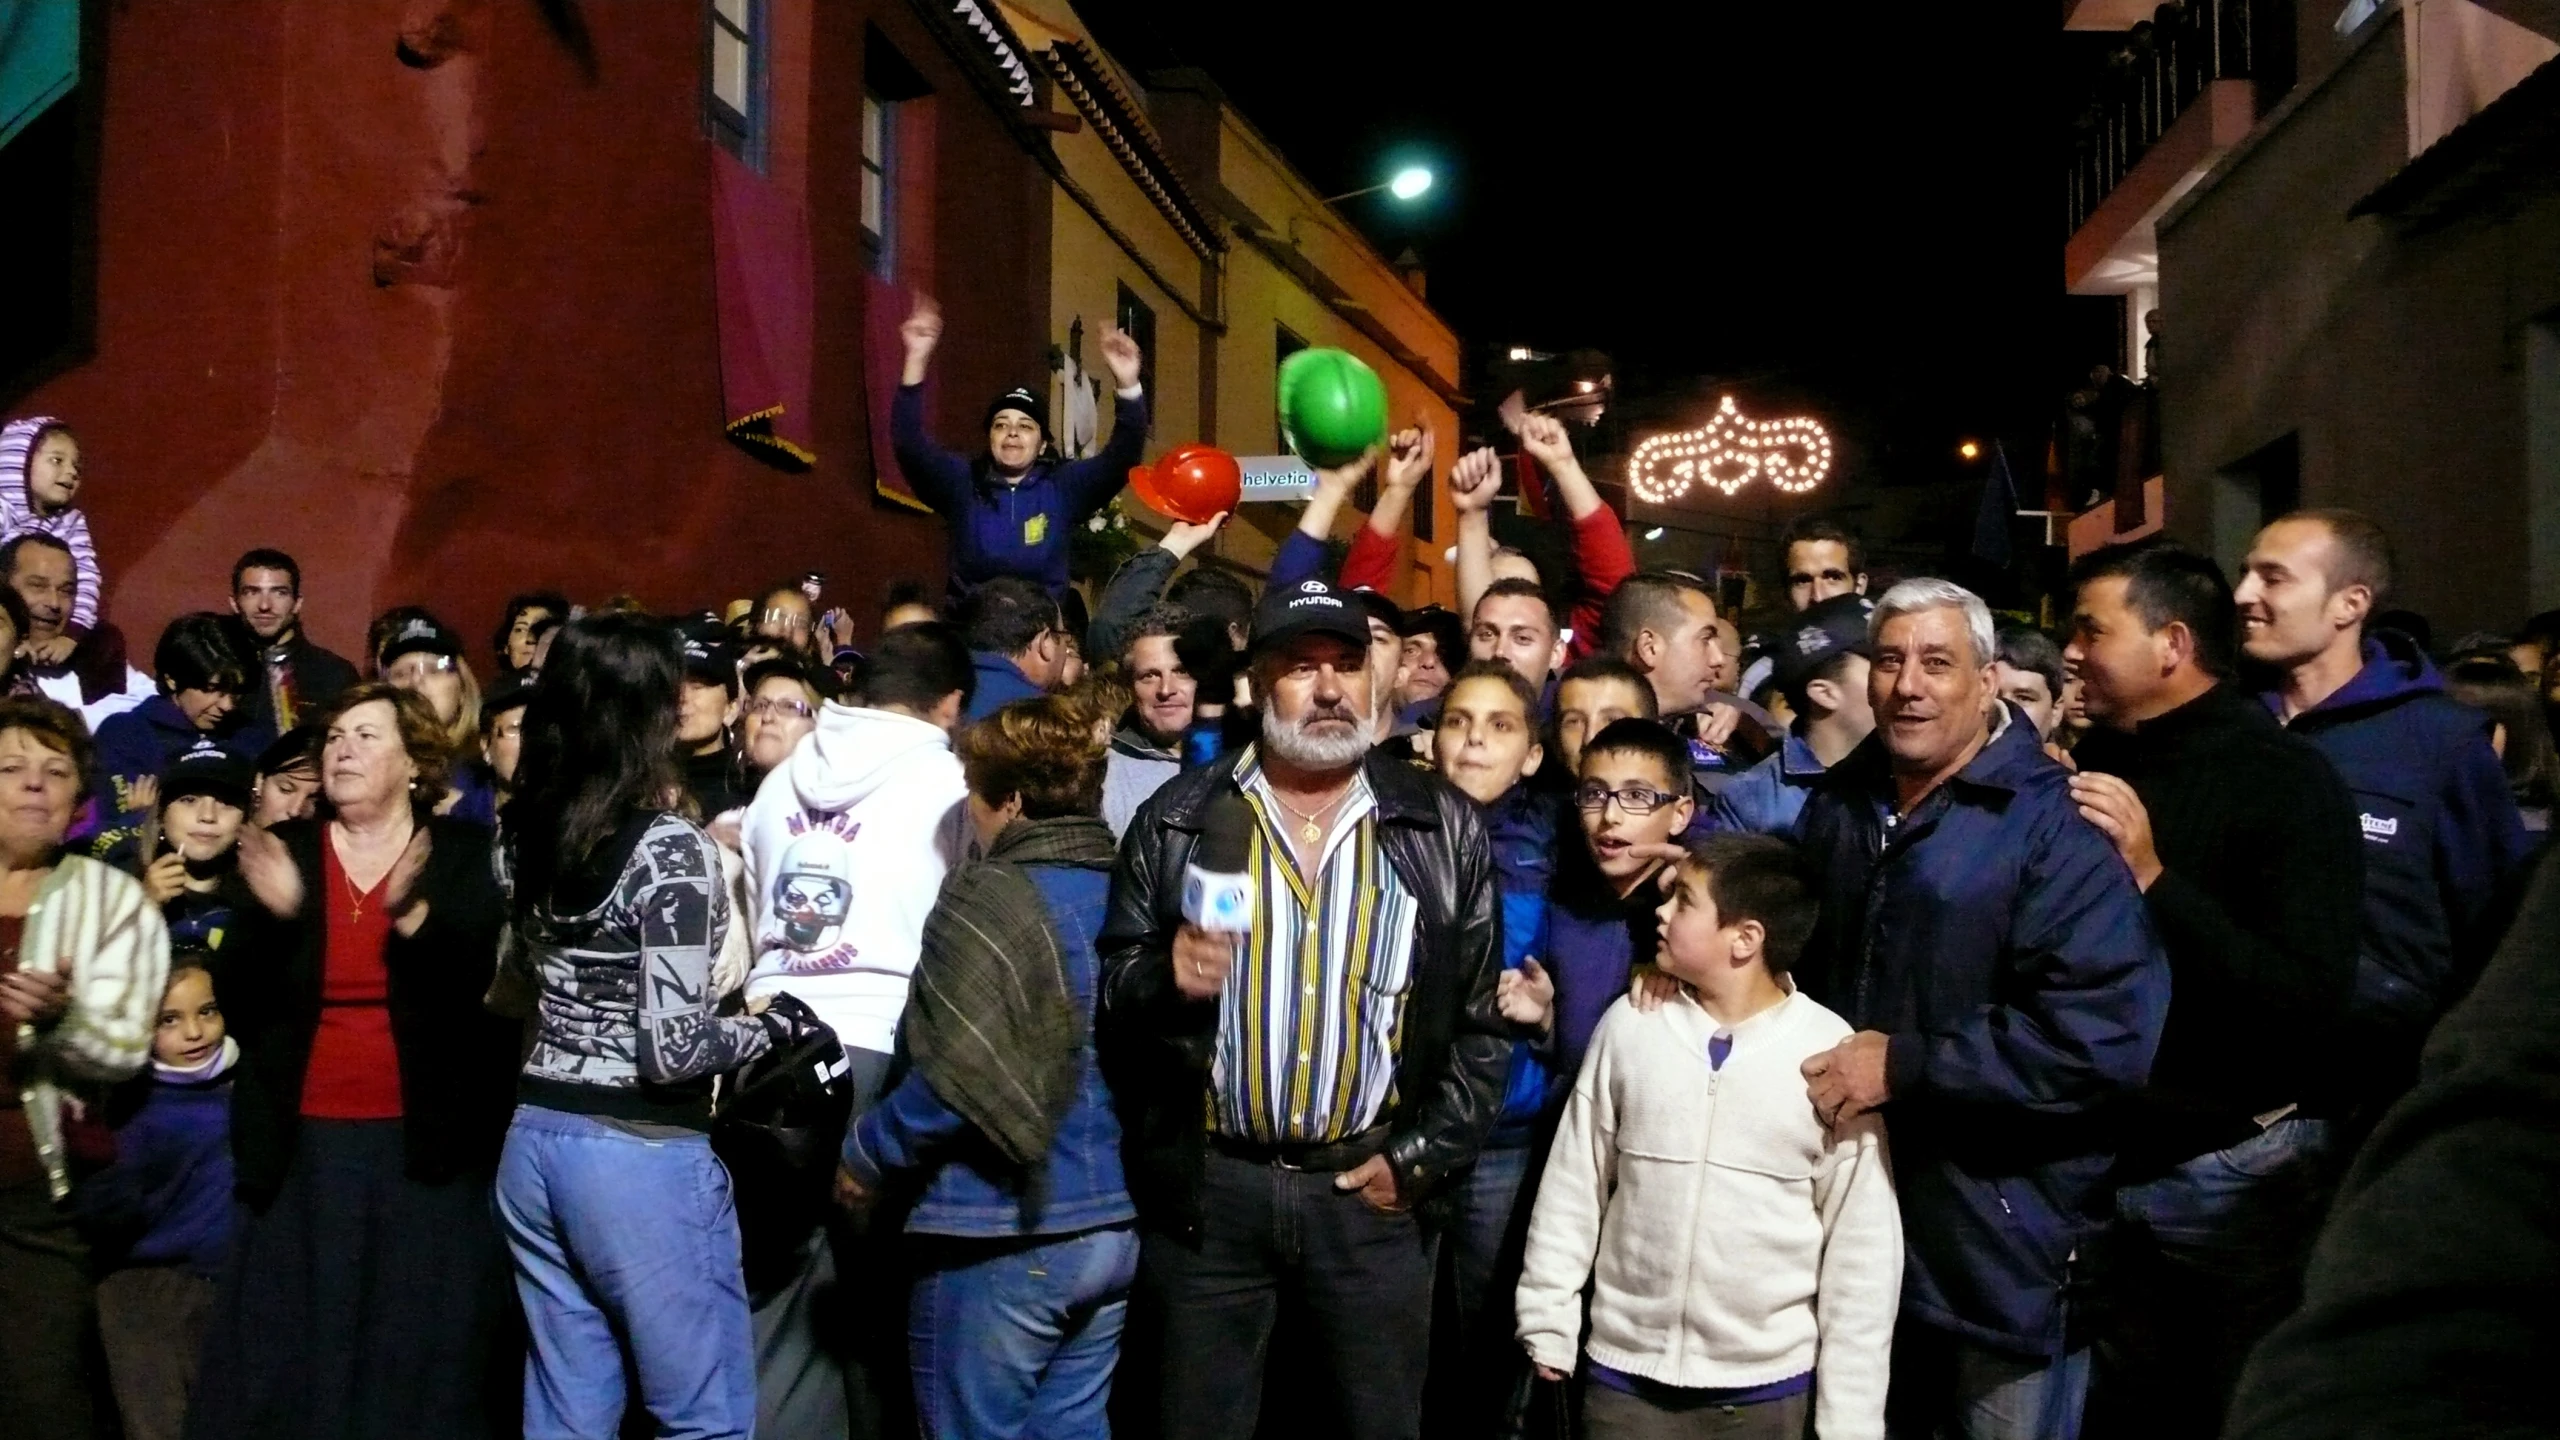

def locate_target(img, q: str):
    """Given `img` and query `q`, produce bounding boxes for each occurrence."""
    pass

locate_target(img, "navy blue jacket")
[2262,632,2530,1048]
[964,652,1045,724]
[893,382,1148,595]
[1542,846,1661,1094]
[846,864,1136,1239]
[1796,706,2170,1357]
[72,1061,238,1276]
[1700,729,1829,838]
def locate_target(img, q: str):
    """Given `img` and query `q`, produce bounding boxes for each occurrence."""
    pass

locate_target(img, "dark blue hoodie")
[2261,631,2531,1049]
[892,383,1148,595]
[84,696,262,855]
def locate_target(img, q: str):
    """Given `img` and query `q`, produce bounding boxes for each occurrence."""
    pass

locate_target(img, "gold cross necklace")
[1268,782,1354,847]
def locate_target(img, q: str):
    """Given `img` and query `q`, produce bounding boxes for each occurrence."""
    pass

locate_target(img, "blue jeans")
[495,1106,758,1440]
[908,1225,1140,1440]
[1890,1324,2090,1440]
[2089,1117,2337,1438]
[1440,1141,1536,1439]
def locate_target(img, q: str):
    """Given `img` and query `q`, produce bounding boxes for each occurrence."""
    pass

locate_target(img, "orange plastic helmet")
[1128,443,1242,524]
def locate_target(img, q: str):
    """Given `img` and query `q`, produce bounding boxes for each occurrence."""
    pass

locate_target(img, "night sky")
[1075,1,2104,492]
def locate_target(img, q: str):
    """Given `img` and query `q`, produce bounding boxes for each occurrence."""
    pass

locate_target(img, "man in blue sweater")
[2236,510,2530,1093]
[892,296,1149,595]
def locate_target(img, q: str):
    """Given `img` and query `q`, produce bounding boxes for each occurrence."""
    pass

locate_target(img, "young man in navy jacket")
[892,296,1149,596]
[2235,510,2531,1093]
[1795,579,2169,1440]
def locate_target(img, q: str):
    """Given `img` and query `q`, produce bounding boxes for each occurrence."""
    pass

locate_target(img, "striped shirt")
[0,416,102,633]
[1210,752,1421,1144]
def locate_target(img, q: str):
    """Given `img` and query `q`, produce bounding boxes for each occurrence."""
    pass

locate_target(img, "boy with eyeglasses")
[1547,718,1696,1087]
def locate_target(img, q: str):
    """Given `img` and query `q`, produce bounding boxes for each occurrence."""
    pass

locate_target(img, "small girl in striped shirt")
[1,416,104,663]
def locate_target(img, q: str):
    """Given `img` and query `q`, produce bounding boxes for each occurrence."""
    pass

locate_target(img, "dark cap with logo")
[160,738,254,811]
[676,618,740,692]
[1773,593,1875,692]
[1249,577,1373,658]
[377,614,463,670]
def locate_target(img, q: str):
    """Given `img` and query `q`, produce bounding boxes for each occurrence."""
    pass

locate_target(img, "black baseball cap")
[1346,586,1405,638]
[1772,593,1875,693]
[1249,578,1372,658]
[160,739,254,811]
[377,614,464,669]
[676,618,740,692]
[481,675,537,730]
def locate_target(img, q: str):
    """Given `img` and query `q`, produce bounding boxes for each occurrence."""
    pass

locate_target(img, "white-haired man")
[1793,577,2171,1439]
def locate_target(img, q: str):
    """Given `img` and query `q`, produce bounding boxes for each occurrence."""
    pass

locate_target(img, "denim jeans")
[1139,1150,1436,1440]
[907,1225,1140,1440]
[2087,1117,2337,1439]
[1435,1140,1536,1440]
[495,1106,759,1440]
[1889,1323,2090,1440]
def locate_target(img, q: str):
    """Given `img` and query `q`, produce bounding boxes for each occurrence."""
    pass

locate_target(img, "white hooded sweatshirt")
[740,702,970,1056]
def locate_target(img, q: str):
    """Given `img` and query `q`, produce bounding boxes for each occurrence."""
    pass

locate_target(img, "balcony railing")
[2063,0,2293,238]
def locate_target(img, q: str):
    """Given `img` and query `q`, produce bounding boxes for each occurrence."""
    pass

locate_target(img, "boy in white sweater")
[1516,834,1901,1440]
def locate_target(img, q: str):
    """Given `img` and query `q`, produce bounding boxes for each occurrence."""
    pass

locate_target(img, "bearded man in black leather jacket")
[1098,577,1506,1440]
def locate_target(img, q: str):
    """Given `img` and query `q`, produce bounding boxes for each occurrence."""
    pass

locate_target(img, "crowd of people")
[0,311,2548,1440]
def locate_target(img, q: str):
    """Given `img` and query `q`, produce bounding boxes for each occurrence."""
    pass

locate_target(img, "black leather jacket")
[1098,747,1508,1238]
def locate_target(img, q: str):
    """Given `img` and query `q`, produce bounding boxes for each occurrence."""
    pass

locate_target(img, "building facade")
[999,0,1465,608]
[2064,0,2560,634]
[0,0,1462,665]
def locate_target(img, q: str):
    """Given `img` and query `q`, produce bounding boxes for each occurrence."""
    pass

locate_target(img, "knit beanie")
[982,386,1049,439]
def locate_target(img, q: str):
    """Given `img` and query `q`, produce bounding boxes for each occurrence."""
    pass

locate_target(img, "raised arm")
[1053,323,1153,522]
[1269,447,1380,591]
[1339,422,1434,594]
[1449,446,1503,620]
[888,295,973,516]
[1518,415,1634,655]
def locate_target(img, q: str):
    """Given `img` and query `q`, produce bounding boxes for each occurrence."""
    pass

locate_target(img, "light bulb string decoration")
[1628,395,1833,504]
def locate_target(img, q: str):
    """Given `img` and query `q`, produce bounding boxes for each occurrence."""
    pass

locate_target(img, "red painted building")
[3,0,1060,661]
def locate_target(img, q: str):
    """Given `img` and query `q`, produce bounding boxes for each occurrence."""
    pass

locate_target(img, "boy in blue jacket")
[74,953,237,1440]
[892,296,1149,596]
[1430,660,1558,1437]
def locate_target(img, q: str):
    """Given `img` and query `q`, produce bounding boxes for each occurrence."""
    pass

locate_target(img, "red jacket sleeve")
[1339,523,1399,595]
[1565,503,1635,662]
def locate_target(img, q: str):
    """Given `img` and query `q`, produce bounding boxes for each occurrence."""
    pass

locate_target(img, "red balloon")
[1128,443,1242,524]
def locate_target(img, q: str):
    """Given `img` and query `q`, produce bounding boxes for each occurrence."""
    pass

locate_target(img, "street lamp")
[1323,165,1434,205]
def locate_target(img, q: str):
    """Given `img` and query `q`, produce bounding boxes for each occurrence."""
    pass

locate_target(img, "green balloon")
[1277,348,1389,467]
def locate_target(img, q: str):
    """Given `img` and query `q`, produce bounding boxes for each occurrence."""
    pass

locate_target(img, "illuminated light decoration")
[1627,395,1833,504]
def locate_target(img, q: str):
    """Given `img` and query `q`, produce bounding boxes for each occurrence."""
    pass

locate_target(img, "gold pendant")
[1299,819,1322,845]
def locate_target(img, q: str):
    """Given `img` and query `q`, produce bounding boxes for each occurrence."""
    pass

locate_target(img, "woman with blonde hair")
[367,609,491,823]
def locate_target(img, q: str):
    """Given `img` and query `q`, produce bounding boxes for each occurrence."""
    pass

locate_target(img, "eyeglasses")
[761,608,813,634]
[745,697,814,721]
[1574,781,1682,815]
[387,653,457,675]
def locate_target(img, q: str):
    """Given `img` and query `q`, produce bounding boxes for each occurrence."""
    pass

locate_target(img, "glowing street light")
[1324,166,1436,205]
[1958,440,1982,461]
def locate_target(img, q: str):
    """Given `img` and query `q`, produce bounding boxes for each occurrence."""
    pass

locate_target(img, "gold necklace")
[1268,782,1353,846]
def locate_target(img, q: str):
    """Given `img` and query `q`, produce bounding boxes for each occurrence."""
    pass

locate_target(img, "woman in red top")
[189,684,519,1440]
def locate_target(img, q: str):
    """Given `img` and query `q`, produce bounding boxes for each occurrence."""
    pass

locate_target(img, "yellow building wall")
[1047,187,1200,461]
